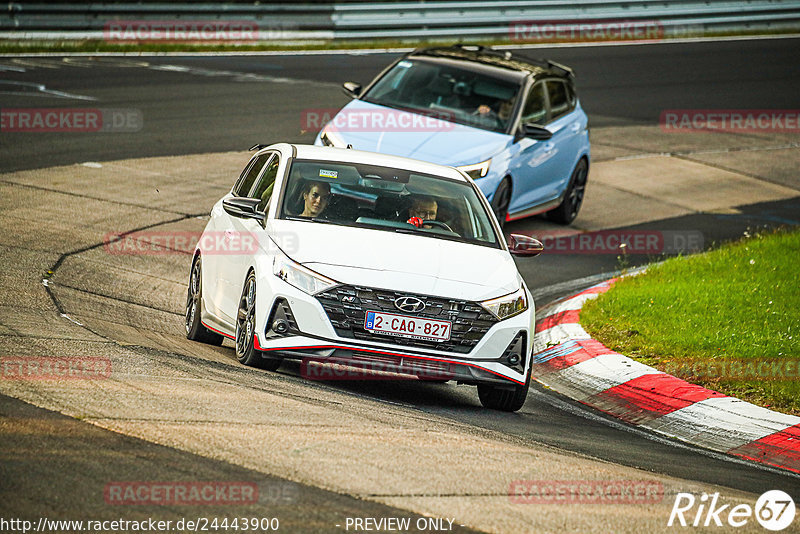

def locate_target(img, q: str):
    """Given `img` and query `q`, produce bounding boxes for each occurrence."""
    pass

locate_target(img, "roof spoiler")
[548,60,575,78]
[249,143,269,151]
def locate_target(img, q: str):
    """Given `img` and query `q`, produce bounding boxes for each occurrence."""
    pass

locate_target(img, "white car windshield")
[279,159,501,248]
[361,59,520,133]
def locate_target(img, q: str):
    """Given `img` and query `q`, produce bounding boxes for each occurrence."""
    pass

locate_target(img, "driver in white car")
[299,180,331,218]
[408,196,438,228]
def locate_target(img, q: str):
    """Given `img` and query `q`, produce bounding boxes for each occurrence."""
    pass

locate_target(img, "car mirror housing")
[222,197,265,222]
[342,81,362,99]
[521,123,553,140]
[507,234,544,257]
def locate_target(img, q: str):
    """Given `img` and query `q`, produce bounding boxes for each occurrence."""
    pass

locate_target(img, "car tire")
[185,256,224,346]
[491,178,511,228]
[477,365,531,412]
[235,271,282,371]
[546,158,588,225]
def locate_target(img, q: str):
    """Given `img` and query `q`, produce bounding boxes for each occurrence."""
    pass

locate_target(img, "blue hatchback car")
[315,44,590,225]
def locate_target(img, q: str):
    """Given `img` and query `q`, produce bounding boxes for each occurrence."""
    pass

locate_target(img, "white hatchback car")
[185,143,543,411]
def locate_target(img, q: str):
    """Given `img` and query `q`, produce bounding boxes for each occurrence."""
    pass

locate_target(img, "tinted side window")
[234,153,270,197]
[521,82,546,125]
[566,82,577,108]
[252,155,280,212]
[547,80,573,120]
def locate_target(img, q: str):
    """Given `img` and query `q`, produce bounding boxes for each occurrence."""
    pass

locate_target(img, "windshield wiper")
[392,227,419,235]
[284,215,334,224]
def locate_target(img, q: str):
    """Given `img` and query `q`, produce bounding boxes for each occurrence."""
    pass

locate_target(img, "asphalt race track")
[1,38,799,533]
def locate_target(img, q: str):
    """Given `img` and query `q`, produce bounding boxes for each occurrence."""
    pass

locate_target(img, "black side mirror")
[507,234,544,257]
[223,197,265,222]
[521,123,553,140]
[342,81,362,99]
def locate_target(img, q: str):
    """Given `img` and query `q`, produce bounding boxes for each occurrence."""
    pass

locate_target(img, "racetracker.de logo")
[104,481,258,505]
[303,108,455,133]
[1,108,142,133]
[509,480,664,504]
[664,359,800,382]
[0,356,112,380]
[524,230,703,255]
[300,358,454,381]
[104,20,259,42]
[102,230,294,256]
[509,19,664,42]
[660,110,800,133]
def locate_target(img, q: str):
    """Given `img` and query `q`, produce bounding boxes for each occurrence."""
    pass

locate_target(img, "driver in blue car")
[475,97,515,128]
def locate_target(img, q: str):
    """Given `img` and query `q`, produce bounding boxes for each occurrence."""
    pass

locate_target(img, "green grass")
[581,227,800,414]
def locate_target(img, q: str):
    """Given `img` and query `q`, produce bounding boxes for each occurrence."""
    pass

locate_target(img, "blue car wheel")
[547,158,588,225]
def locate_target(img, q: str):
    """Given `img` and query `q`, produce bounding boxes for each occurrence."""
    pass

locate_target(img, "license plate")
[364,311,451,342]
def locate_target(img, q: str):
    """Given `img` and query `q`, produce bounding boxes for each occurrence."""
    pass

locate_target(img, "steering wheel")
[423,220,455,232]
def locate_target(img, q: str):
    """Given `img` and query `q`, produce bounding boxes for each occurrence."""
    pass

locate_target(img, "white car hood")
[269,220,519,301]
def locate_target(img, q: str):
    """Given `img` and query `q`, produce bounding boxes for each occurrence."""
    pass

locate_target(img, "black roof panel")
[409,44,573,80]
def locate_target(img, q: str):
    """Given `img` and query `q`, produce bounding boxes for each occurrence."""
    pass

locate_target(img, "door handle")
[570,122,581,133]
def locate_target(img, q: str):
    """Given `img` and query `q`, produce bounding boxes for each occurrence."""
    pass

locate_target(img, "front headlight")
[456,158,491,179]
[273,250,339,295]
[481,286,528,320]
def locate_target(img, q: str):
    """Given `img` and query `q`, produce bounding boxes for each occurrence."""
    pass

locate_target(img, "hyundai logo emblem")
[394,296,426,313]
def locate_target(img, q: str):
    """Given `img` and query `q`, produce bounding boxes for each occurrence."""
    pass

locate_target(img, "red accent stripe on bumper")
[201,321,234,340]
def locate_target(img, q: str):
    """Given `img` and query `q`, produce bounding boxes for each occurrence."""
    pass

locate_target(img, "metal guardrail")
[2,1,800,40]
